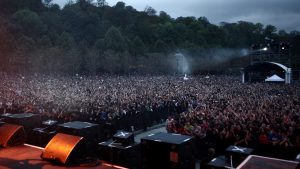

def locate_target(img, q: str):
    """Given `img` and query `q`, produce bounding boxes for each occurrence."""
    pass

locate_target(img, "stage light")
[279,43,290,52]
[262,47,268,51]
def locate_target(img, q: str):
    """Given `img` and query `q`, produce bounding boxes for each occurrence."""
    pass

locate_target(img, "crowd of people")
[0,72,299,160]
[164,76,300,159]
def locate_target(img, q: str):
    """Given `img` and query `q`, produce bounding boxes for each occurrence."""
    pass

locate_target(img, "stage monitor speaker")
[0,123,26,148]
[141,132,195,169]
[113,130,134,146]
[225,145,253,167]
[41,133,84,165]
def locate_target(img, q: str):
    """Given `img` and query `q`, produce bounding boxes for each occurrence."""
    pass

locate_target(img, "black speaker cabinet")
[31,127,57,147]
[2,113,39,132]
[42,119,58,130]
[0,123,26,147]
[141,132,195,169]
[207,155,230,169]
[0,121,5,126]
[225,145,253,167]
[41,133,85,165]
[113,130,134,146]
[58,121,101,140]
[98,139,140,168]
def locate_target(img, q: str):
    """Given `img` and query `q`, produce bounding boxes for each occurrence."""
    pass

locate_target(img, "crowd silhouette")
[0,73,299,160]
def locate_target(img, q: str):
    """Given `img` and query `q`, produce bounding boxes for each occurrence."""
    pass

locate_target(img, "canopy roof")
[265,74,285,82]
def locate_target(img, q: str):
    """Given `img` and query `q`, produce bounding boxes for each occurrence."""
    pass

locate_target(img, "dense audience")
[0,72,299,159]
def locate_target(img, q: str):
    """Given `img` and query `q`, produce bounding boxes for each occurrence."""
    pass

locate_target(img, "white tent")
[265,74,285,82]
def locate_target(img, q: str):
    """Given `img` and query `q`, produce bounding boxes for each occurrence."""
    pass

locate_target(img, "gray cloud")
[52,0,300,32]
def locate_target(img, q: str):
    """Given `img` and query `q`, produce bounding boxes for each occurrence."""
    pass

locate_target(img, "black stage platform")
[236,155,299,169]
[0,144,128,169]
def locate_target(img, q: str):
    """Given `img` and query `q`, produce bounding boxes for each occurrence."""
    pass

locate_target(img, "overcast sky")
[52,0,300,32]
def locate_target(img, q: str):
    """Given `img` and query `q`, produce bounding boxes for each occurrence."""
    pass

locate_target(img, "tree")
[0,0,297,74]
[0,23,15,55]
[13,9,47,37]
[159,11,171,22]
[264,25,277,41]
[130,36,146,55]
[0,0,44,14]
[0,22,16,70]
[18,35,36,52]
[125,5,136,12]
[96,0,107,7]
[43,0,53,7]
[104,26,126,52]
[154,40,168,53]
[94,38,105,52]
[64,0,75,7]
[144,6,156,16]
[197,16,210,28]
[37,35,52,47]
[157,22,177,44]
[176,16,197,26]
[76,0,93,11]
[173,23,190,44]
[291,34,300,55]
[114,1,125,9]
[56,32,75,49]
[0,0,20,14]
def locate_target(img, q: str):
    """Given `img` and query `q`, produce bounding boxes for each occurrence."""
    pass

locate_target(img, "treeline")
[0,0,299,74]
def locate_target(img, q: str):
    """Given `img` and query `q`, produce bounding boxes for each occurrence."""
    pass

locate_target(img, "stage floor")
[0,144,128,169]
[237,155,299,169]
